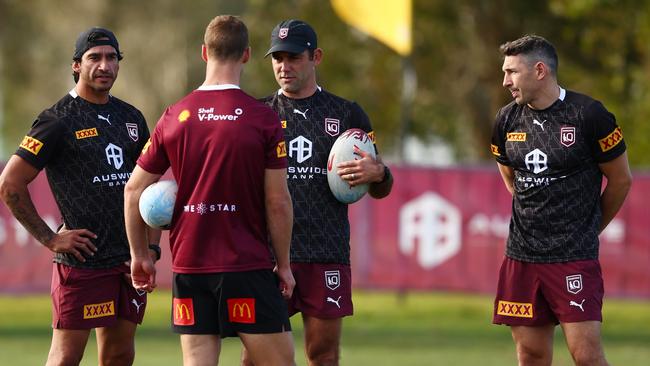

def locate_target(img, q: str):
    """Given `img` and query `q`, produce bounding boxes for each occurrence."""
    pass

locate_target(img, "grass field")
[1,290,649,365]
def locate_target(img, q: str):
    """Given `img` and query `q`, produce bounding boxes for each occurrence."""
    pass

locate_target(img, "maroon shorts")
[287,263,353,319]
[51,263,147,329]
[493,257,603,326]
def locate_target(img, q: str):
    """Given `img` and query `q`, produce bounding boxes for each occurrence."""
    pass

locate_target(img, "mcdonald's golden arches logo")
[173,298,195,326]
[227,298,256,324]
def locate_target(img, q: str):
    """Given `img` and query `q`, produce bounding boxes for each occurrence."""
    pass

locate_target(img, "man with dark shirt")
[491,35,632,366]
[124,15,295,365]
[242,19,393,366]
[0,27,156,365]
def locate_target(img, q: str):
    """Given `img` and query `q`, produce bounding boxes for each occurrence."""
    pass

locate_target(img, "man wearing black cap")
[242,19,393,366]
[0,27,156,365]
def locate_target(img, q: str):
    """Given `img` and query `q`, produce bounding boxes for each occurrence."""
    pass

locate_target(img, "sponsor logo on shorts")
[178,109,191,123]
[506,132,526,142]
[497,300,533,318]
[277,141,287,158]
[566,274,583,294]
[227,298,256,324]
[599,127,623,152]
[83,300,115,319]
[325,118,340,137]
[19,136,44,155]
[490,144,500,156]
[325,270,341,291]
[75,128,99,139]
[560,126,576,147]
[173,298,195,326]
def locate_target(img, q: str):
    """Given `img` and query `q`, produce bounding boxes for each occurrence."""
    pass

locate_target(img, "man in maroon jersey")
[491,35,632,366]
[124,16,296,365]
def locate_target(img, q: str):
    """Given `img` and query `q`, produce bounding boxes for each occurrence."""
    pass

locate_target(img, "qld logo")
[324,270,340,290]
[566,274,583,294]
[325,118,340,137]
[560,127,575,147]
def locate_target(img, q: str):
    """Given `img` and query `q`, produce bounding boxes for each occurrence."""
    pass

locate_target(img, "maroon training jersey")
[137,85,288,273]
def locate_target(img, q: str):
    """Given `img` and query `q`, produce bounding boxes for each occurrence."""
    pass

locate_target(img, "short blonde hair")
[204,15,248,61]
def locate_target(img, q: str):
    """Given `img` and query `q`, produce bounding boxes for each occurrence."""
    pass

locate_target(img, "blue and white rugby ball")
[327,128,376,204]
[139,180,177,230]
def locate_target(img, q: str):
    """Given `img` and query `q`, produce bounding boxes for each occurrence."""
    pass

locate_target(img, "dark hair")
[499,35,558,76]
[204,15,248,61]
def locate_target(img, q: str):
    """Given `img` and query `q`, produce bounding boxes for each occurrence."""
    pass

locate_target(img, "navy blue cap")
[265,20,317,57]
[73,27,122,61]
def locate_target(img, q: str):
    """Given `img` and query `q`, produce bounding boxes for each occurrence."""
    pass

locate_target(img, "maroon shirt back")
[137,85,287,273]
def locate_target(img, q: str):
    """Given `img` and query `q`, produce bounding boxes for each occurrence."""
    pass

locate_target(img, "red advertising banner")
[1,165,649,298]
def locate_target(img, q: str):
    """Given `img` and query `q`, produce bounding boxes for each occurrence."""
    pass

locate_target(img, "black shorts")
[171,269,291,338]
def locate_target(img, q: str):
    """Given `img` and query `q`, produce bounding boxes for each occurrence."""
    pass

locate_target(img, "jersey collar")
[276,85,322,96]
[197,84,240,91]
[559,86,566,101]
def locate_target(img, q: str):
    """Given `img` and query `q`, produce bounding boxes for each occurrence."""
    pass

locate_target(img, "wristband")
[379,165,391,184]
[148,244,161,261]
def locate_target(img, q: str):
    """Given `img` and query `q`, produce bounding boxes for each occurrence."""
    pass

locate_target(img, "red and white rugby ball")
[327,128,376,203]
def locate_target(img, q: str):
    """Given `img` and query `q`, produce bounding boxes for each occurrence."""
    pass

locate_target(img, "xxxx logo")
[599,127,623,152]
[497,300,533,318]
[490,144,500,156]
[83,301,115,319]
[75,128,99,139]
[367,131,376,143]
[277,141,287,158]
[506,132,526,142]
[19,136,44,155]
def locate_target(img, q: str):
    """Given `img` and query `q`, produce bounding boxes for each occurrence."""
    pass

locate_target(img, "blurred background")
[2,0,650,166]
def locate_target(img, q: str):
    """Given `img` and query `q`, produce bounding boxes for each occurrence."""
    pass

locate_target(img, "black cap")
[73,27,122,61]
[265,20,317,57]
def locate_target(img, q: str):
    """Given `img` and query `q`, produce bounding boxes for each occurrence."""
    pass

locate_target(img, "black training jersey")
[15,90,149,268]
[263,87,375,265]
[491,88,626,263]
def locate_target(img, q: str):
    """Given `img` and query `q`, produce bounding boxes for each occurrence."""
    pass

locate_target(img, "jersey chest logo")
[325,118,340,137]
[560,127,575,147]
[126,123,139,142]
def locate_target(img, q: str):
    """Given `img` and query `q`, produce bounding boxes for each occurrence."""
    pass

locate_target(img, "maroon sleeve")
[263,108,288,169]
[136,110,171,174]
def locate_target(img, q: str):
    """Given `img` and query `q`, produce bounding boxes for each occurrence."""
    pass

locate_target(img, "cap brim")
[264,43,309,57]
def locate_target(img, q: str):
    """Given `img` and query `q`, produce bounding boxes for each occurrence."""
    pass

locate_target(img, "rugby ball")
[139,180,178,230]
[327,128,376,203]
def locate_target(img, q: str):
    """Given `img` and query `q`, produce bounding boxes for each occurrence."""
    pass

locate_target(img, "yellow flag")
[331,0,412,56]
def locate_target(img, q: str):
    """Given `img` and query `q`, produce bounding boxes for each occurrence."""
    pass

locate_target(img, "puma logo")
[533,119,546,131]
[98,114,111,125]
[131,299,144,313]
[327,296,342,308]
[569,299,585,312]
[293,108,308,119]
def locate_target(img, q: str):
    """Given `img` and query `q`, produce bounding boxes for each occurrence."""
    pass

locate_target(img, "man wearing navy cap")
[242,19,393,366]
[0,27,157,365]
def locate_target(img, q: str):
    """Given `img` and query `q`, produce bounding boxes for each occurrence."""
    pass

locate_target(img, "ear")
[241,46,251,64]
[71,60,81,73]
[313,48,323,66]
[201,44,208,62]
[534,61,548,80]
